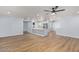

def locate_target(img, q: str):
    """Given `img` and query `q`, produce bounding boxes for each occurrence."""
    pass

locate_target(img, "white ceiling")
[0,6,79,19]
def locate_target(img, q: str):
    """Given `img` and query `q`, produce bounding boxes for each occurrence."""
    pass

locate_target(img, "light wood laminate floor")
[0,31,79,52]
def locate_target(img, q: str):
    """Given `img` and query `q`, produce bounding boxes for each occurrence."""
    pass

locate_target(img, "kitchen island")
[32,28,48,36]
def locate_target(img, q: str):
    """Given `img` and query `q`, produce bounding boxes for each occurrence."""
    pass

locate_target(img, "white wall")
[48,21,54,31]
[53,16,79,38]
[23,21,32,33]
[0,16,23,37]
[23,21,29,32]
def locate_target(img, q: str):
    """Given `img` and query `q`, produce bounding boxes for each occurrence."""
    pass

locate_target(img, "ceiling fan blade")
[44,10,52,12]
[55,9,65,12]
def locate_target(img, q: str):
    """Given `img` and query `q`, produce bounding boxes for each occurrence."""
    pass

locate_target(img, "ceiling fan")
[44,6,65,14]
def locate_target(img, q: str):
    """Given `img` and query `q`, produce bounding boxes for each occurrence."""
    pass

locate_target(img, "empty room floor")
[0,31,79,52]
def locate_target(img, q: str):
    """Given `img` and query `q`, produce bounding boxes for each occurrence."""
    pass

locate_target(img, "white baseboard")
[56,32,79,39]
[0,32,23,38]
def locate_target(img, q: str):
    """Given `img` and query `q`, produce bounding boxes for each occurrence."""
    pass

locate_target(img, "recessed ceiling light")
[7,11,11,14]
[77,11,79,14]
